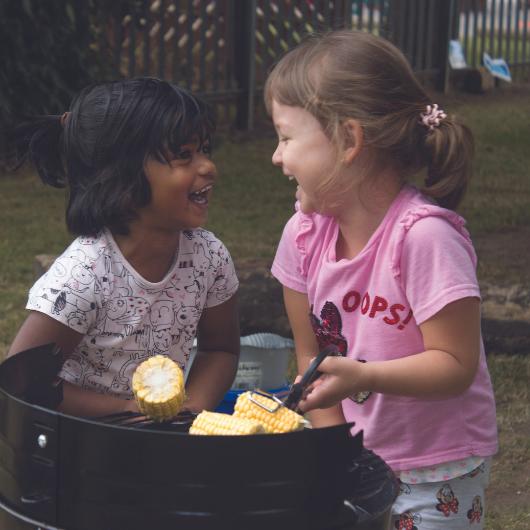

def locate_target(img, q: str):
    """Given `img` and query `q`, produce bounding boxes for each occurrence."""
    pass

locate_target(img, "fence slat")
[158,0,166,79]
[490,0,496,56]
[213,0,221,91]
[463,3,470,61]
[144,0,151,76]
[406,0,417,66]
[323,0,331,27]
[498,0,505,57]
[357,0,364,30]
[471,0,478,67]
[186,0,193,89]
[379,0,387,37]
[368,1,375,32]
[233,0,256,130]
[424,0,435,71]
[415,0,427,70]
[199,0,207,91]
[519,2,528,80]
[514,0,521,69]
[130,14,136,77]
[480,0,487,62]
[171,0,179,82]
[506,0,513,63]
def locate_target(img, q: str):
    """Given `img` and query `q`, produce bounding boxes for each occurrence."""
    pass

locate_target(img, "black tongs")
[282,344,341,411]
[248,344,341,414]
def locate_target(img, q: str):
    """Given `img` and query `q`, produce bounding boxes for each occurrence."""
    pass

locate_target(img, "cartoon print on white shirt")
[67,310,88,329]
[27,228,238,398]
[106,295,150,326]
[112,349,152,393]
[174,302,200,354]
[150,300,175,354]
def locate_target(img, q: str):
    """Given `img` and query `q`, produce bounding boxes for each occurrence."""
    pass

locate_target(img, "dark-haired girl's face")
[140,140,217,231]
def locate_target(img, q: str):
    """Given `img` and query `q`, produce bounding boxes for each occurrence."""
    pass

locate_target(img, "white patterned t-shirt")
[27,228,238,398]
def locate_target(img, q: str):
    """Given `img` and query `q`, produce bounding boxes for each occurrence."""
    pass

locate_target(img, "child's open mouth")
[189,184,213,205]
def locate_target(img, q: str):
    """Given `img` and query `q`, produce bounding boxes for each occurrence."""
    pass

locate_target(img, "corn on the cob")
[132,355,186,422]
[189,410,265,435]
[233,391,306,433]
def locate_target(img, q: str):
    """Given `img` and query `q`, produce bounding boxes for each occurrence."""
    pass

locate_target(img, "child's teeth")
[288,176,295,181]
[189,184,212,204]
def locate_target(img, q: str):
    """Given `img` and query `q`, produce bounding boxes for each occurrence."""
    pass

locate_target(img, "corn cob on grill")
[132,355,186,421]
[189,410,265,435]
[234,391,306,433]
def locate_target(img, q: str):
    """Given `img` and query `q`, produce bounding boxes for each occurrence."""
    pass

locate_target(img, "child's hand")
[297,356,367,412]
[124,398,140,414]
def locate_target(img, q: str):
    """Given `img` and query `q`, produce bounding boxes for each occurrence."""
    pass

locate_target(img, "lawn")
[1,85,529,528]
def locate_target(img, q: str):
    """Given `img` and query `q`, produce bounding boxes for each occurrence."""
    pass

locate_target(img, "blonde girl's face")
[271,100,337,214]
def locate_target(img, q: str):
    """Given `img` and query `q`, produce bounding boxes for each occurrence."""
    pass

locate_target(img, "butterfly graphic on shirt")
[394,511,421,530]
[310,301,372,404]
[466,495,483,524]
[435,484,459,517]
[310,301,348,355]
[52,291,67,314]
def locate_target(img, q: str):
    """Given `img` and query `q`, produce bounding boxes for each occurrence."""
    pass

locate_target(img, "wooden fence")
[95,0,530,130]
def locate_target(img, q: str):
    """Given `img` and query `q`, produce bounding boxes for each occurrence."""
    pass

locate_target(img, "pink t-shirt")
[272,185,497,471]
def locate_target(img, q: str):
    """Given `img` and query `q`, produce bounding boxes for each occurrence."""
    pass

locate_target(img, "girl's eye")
[175,149,192,160]
[200,144,212,155]
[280,137,289,143]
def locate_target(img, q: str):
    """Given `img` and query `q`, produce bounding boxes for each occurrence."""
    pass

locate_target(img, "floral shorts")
[391,461,491,529]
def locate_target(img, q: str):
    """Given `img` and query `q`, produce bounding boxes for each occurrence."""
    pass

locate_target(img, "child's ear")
[342,119,363,165]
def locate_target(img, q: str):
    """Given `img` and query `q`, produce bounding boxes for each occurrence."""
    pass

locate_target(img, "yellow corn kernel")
[132,355,186,422]
[233,391,306,433]
[189,410,265,435]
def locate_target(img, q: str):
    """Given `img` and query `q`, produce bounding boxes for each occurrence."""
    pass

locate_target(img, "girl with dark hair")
[265,30,497,528]
[6,77,240,418]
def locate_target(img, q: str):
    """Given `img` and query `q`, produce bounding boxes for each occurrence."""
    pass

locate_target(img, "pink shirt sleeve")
[399,215,480,325]
[271,212,308,293]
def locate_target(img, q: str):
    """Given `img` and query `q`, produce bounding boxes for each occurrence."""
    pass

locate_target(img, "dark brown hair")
[7,77,215,235]
[264,30,473,210]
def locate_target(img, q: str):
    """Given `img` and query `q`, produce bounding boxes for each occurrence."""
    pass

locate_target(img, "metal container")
[187,333,294,390]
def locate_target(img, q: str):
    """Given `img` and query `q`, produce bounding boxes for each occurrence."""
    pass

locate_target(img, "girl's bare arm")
[8,311,139,416]
[8,311,83,358]
[184,293,240,412]
[283,286,346,427]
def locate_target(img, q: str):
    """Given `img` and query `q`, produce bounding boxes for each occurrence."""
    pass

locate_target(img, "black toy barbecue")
[0,344,398,530]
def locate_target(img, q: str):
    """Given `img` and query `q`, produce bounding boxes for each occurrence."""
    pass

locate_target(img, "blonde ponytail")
[421,118,474,210]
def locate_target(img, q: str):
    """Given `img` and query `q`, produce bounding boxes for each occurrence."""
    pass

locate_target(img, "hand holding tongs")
[249,344,341,415]
[282,344,341,411]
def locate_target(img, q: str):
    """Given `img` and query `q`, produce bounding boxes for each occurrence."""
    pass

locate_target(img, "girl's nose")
[198,155,217,179]
[272,144,282,166]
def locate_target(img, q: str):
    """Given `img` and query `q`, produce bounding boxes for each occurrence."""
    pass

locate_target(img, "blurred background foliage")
[0,0,109,124]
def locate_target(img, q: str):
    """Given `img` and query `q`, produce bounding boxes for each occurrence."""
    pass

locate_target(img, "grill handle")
[20,493,53,505]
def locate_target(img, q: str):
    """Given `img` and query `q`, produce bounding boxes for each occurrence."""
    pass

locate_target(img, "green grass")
[0,170,70,353]
[487,355,530,530]
[450,89,530,234]
[205,137,295,260]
